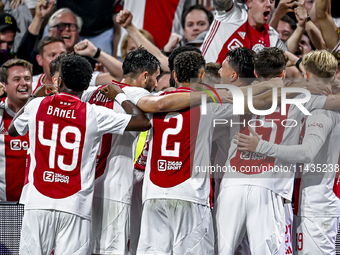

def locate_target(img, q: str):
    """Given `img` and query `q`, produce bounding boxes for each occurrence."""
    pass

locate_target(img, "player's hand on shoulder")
[234,126,261,152]
[33,84,58,98]
[100,84,124,100]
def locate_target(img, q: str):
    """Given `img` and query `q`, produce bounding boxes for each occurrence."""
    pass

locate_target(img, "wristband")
[295,58,303,70]
[93,47,101,58]
[115,93,128,105]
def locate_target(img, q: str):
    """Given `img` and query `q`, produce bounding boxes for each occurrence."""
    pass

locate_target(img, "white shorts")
[91,198,130,255]
[293,215,340,255]
[214,185,285,255]
[129,169,144,255]
[137,199,214,255]
[20,209,91,255]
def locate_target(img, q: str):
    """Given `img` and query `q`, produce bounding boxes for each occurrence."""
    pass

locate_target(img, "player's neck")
[121,77,141,88]
[42,74,53,86]
[247,15,265,31]
[177,82,191,89]
[59,85,83,99]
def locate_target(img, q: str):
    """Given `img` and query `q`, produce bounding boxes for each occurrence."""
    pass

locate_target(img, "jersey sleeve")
[14,98,44,136]
[122,86,151,105]
[94,104,132,135]
[81,87,97,102]
[255,114,333,163]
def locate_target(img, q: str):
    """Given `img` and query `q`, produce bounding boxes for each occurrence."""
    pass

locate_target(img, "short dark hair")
[168,45,201,72]
[280,15,297,31]
[254,47,287,78]
[174,51,205,83]
[227,47,256,79]
[60,54,93,92]
[0,59,32,83]
[168,45,201,87]
[122,47,160,78]
[50,52,68,77]
[205,62,221,84]
[181,4,214,30]
[37,36,65,56]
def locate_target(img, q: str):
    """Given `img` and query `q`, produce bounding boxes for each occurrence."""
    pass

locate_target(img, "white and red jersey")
[201,1,286,64]
[293,109,340,217]
[118,0,196,57]
[81,82,138,204]
[220,94,326,201]
[141,88,234,206]
[0,98,29,201]
[13,92,131,219]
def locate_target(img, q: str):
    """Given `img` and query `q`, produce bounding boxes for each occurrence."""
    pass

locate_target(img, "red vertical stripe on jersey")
[88,86,115,179]
[143,0,180,49]
[293,118,307,215]
[3,111,28,201]
[34,94,86,199]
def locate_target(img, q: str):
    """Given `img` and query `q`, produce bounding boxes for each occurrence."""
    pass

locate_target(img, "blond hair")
[121,29,155,60]
[302,50,337,78]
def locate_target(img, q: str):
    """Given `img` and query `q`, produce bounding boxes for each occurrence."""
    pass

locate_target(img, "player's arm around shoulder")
[9,84,58,137]
[100,84,150,131]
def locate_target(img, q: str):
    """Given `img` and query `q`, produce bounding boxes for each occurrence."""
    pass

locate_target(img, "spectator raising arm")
[74,39,123,82]
[116,10,170,72]
[315,0,339,50]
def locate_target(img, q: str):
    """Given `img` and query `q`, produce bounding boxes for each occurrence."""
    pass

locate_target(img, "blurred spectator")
[32,36,66,92]
[295,32,314,58]
[305,0,314,14]
[121,29,154,60]
[181,4,213,43]
[277,15,297,43]
[17,3,82,74]
[56,0,121,56]
[0,12,20,53]
[2,0,32,53]
[117,0,196,58]
[202,0,286,64]
[270,0,299,31]
[186,30,208,49]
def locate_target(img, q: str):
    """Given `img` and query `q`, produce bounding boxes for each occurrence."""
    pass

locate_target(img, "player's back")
[18,92,130,219]
[221,94,327,200]
[143,87,233,206]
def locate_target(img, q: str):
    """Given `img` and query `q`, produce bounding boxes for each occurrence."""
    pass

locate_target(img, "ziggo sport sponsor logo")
[43,171,70,184]
[157,160,182,171]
